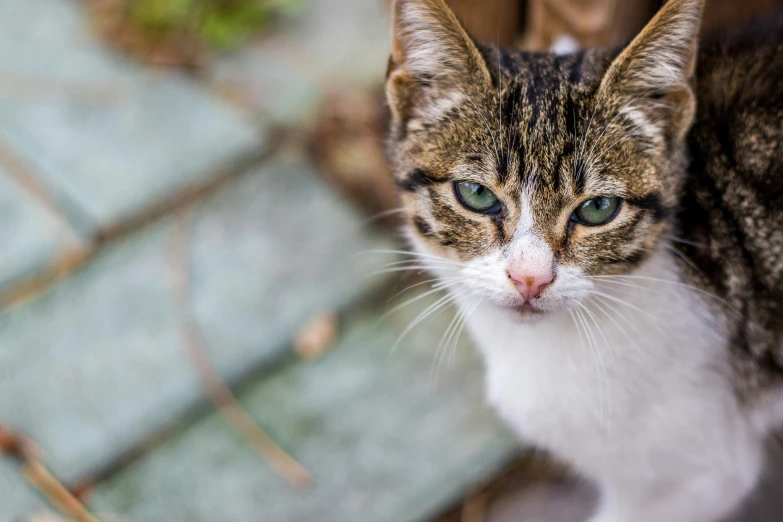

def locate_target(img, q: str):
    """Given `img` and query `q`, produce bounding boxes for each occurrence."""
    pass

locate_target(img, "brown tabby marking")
[386,0,783,398]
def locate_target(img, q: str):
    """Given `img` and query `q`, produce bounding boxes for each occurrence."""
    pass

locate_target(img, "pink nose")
[508,269,554,302]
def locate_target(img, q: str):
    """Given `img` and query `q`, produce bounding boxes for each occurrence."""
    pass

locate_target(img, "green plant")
[129,0,303,50]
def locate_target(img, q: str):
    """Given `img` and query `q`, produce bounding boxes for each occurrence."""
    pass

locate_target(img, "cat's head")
[386,0,704,319]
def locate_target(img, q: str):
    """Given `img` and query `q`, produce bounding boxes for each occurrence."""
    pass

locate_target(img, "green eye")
[572,197,621,226]
[454,181,501,213]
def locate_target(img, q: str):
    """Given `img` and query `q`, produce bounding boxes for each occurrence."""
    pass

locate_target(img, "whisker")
[367,265,459,278]
[378,257,464,268]
[573,306,605,429]
[591,298,642,351]
[429,291,480,387]
[580,303,615,430]
[359,207,407,227]
[389,290,463,356]
[431,299,467,386]
[665,244,708,282]
[588,292,642,334]
[449,297,482,368]
[381,281,460,321]
[586,290,665,331]
[569,308,588,367]
[387,276,468,301]
[356,249,466,265]
[374,261,463,274]
[665,234,706,248]
[591,274,735,312]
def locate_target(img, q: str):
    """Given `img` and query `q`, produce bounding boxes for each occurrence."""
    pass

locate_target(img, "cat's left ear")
[600,0,705,142]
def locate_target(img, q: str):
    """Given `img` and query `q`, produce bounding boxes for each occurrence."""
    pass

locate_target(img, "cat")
[384,0,783,520]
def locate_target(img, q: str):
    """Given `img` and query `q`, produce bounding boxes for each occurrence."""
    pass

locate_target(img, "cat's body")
[681,16,783,402]
[385,1,783,520]
[464,247,762,522]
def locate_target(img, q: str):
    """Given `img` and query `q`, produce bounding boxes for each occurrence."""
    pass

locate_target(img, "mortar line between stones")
[0,138,83,245]
[0,129,282,311]
[55,245,407,496]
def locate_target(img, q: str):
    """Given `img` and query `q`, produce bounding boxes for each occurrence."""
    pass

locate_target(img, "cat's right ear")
[386,0,491,128]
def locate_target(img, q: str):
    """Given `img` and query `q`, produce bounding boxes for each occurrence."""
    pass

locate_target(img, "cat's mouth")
[507,301,548,319]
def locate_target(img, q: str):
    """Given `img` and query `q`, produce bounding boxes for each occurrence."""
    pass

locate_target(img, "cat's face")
[386,0,701,319]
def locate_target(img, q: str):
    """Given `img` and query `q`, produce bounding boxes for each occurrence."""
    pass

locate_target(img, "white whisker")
[389,290,463,356]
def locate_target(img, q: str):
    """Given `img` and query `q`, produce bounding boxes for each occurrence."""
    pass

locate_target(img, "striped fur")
[386,0,783,520]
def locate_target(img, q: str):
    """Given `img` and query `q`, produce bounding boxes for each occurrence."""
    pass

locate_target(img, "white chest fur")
[459,250,763,505]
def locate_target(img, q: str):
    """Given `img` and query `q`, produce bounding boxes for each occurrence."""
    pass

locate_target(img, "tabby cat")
[385,0,783,520]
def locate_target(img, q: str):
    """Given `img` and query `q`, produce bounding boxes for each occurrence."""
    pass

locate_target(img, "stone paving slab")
[88,290,520,522]
[210,0,390,125]
[0,156,395,488]
[0,168,75,292]
[0,0,264,239]
[0,460,46,522]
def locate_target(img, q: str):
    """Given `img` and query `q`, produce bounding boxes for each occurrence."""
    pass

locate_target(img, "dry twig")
[0,423,100,522]
[168,205,311,488]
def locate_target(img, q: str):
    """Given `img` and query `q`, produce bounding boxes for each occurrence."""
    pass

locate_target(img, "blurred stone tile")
[89,290,519,522]
[0,170,75,292]
[0,157,394,490]
[210,0,390,125]
[0,0,264,236]
[0,0,128,82]
[0,460,46,521]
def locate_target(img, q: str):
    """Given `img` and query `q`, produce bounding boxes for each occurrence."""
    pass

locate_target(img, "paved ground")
[0,1,521,521]
[3,1,781,521]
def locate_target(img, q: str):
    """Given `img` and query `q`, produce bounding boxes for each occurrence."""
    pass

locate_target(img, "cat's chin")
[503,302,550,322]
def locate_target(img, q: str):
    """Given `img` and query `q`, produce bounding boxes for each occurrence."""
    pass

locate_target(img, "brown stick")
[167,206,311,488]
[0,423,100,522]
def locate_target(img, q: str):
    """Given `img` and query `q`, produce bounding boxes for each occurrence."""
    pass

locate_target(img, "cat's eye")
[572,197,622,226]
[454,181,501,213]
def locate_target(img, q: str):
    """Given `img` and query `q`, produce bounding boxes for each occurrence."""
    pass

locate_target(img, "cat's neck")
[459,245,735,457]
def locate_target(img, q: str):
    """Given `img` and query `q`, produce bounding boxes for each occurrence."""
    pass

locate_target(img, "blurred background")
[0,0,781,521]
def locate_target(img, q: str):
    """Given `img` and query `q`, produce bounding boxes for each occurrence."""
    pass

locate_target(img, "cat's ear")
[386,0,492,127]
[600,0,705,142]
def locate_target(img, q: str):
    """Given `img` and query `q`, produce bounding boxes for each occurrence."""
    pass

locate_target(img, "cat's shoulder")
[690,13,783,194]
[695,13,783,124]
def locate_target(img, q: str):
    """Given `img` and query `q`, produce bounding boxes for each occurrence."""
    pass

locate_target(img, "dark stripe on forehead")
[567,51,586,84]
[551,150,565,192]
[564,93,578,137]
[525,83,541,130]
[503,83,523,127]
[496,149,510,183]
[553,94,580,191]
[492,81,523,185]
[397,169,444,192]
